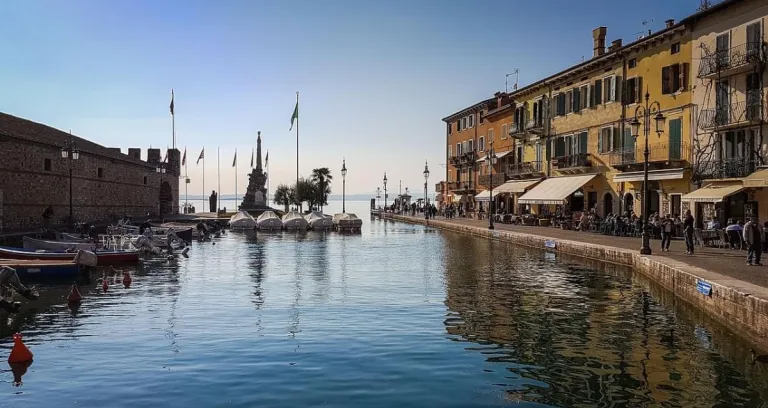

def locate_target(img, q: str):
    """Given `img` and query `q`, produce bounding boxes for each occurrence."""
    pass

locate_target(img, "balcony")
[435,181,446,193]
[698,100,765,131]
[451,181,476,193]
[609,142,692,171]
[696,157,758,180]
[509,123,526,139]
[478,173,506,189]
[698,42,766,79]
[525,119,544,134]
[552,153,591,172]
[506,161,544,178]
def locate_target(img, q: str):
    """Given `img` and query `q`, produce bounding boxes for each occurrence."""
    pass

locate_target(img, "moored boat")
[229,211,257,230]
[282,211,309,231]
[23,236,98,251]
[0,259,82,278]
[333,213,363,231]
[256,211,283,231]
[0,246,140,265]
[304,211,333,230]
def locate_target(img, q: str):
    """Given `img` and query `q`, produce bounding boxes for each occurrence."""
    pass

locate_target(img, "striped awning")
[681,182,745,203]
[518,174,597,205]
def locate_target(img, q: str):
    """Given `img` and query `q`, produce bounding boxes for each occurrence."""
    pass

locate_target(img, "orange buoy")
[8,333,33,364]
[67,283,82,303]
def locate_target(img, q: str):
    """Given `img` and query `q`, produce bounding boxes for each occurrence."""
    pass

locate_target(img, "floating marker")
[67,283,82,303]
[123,271,132,287]
[8,333,33,364]
[102,276,109,292]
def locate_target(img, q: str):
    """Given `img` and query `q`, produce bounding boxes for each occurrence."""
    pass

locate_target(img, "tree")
[273,184,293,212]
[310,168,333,212]
[294,178,317,212]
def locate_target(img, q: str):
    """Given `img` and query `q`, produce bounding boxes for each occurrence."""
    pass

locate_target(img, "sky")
[0,0,703,199]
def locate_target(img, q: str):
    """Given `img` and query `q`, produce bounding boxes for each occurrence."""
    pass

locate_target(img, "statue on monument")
[240,131,270,210]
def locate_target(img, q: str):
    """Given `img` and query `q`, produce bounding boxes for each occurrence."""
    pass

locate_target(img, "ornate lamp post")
[383,173,388,210]
[61,133,80,231]
[486,143,498,230]
[341,159,348,213]
[156,163,167,216]
[630,90,666,255]
[423,161,430,220]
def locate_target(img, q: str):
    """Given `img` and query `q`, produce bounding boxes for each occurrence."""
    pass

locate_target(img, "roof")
[0,112,154,168]
[441,97,495,123]
[680,0,746,25]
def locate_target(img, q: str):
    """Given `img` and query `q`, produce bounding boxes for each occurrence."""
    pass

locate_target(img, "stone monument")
[240,132,271,211]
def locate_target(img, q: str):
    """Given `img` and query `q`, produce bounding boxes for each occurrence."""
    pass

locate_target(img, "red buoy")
[123,271,132,286]
[8,333,33,364]
[67,283,82,303]
[102,277,108,292]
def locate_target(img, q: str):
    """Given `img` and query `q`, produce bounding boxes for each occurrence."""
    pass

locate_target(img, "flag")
[265,150,269,167]
[197,148,204,165]
[170,89,174,115]
[181,148,187,166]
[289,100,298,131]
[250,148,254,168]
[232,150,237,167]
[163,150,168,163]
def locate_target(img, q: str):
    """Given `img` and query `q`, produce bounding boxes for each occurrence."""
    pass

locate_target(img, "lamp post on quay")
[423,161,430,220]
[630,90,666,256]
[61,132,80,231]
[383,173,388,210]
[341,159,347,213]
[485,143,498,230]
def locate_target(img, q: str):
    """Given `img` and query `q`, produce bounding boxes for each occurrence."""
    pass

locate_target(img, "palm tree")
[273,184,293,212]
[310,168,333,212]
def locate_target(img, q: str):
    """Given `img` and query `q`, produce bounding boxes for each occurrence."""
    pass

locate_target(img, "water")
[2,201,768,407]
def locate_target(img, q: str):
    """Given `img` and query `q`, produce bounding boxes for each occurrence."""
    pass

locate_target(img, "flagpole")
[184,148,188,212]
[203,147,205,213]
[217,147,221,212]
[172,89,176,150]
[267,154,270,203]
[296,91,299,188]
[235,149,238,211]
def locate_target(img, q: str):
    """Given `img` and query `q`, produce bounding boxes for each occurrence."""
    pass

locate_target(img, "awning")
[518,174,598,205]
[494,179,542,194]
[681,182,745,203]
[474,189,500,201]
[613,168,686,183]
[744,168,768,188]
[476,150,512,162]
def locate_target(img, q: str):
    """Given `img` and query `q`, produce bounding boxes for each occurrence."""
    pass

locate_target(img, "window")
[490,128,496,142]
[456,143,462,156]
[44,158,51,171]
[556,93,566,116]
[468,139,474,152]
[468,114,475,128]
[98,167,104,178]
[603,76,617,102]
[747,73,761,119]
[447,122,452,135]
[580,85,589,110]
[143,176,148,185]
[480,110,485,124]
[593,79,603,105]
[671,42,680,54]
[748,22,762,58]
[716,33,730,66]
[462,141,468,154]
[628,58,637,69]
[599,126,618,153]
[456,121,460,133]
[661,63,687,94]
[448,145,452,158]
[565,90,573,113]
[461,117,467,130]
[624,77,642,104]
[479,136,485,152]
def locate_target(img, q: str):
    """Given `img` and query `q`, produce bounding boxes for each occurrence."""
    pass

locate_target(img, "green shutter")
[598,130,603,153]
[579,132,588,154]
[669,118,682,160]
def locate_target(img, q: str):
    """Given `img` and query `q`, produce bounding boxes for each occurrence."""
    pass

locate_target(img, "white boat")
[229,211,257,230]
[282,211,309,231]
[304,212,333,230]
[23,236,99,251]
[256,211,283,231]
[332,213,363,231]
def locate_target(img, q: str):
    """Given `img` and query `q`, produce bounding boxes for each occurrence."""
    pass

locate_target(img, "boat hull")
[0,259,81,279]
[23,236,97,251]
[0,246,140,265]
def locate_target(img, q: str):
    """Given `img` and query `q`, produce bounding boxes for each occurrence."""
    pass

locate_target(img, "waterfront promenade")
[387,213,768,350]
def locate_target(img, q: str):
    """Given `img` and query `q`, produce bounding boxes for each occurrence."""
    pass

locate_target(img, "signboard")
[544,240,556,249]
[696,279,712,296]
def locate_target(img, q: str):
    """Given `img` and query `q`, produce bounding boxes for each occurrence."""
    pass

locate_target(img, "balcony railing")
[449,151,479,167]
[525,119,544,134]
[435,181,446,192]
[509,123,525,138]
[696,157,758,180]
[608,142,692,167]
[452,181,476,192]
[506,161,544,176]
[698,42,766,78]
[698,100,764,131]
[552,153,591,170]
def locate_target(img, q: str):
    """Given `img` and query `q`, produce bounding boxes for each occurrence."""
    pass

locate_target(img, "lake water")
[2,201,768,407]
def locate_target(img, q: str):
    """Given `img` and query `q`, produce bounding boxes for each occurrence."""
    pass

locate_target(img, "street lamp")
[61,132,80,231]
[383,173,388,210]
[486,143,498,230]
[630,90,666,255]
[423,161,430,219]
[341,159,348,213]
[156,163,166,216]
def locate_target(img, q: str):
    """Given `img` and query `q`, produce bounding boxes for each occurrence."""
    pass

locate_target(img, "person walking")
[660,214,673,252]
[744,216,764,266]
[683,209,695,255]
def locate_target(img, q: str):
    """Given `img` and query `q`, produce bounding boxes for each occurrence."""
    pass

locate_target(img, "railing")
[608,142,692,166]
[698,100,764,130]
[505,161,544,176]
[525,119,544,133]
[449,151,479,167]
[696,157,758,180]
[698,42,766,78]
[454,181,475,192]
[509,123,526,138]
[552,153,591,169]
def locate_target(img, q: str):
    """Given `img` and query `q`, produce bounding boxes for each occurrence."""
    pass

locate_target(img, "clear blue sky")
[1,0,701,198]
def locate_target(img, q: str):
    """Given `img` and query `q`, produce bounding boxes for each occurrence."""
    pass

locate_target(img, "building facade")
[0,112,180,230]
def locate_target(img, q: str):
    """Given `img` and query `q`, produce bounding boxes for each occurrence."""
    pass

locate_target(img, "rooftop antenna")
[635,19,654,39]
[505,69,519,93]
[698,0,712,11]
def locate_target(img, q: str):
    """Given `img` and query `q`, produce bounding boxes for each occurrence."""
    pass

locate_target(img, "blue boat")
[0,259,82,279]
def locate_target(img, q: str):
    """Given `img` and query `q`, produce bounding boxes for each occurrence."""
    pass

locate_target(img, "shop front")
[681,181,748,225]
[613,168,691,218]
[517,174,600,217]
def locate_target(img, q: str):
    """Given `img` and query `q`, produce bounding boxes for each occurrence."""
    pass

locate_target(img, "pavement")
[396,214,768,290]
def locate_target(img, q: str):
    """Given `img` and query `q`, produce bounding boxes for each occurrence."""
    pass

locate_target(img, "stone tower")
[239,131,269,210]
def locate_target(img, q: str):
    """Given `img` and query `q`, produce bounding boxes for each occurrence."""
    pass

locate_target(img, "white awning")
[681,182,745,203]
[494,179,542,194]
[612,168,686,183]
[518,174,598,205]
[474,189,499,201]
[476,150,512,162]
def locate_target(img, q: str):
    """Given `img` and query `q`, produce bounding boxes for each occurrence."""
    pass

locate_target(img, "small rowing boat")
[0,246,140,265]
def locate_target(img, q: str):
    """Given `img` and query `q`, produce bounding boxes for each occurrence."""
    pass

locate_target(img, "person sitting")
[0,266,38,313]
[725,219,743,249]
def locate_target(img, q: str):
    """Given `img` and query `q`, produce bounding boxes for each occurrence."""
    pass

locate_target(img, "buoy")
[8,333,33,364]
[123,271,132,286]
[67,283,82,303]
[102,277,109,292]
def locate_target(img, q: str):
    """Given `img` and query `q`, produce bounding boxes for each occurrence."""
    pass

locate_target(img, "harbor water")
[2,201,768,407]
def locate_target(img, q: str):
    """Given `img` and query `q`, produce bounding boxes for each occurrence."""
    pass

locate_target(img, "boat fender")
[73,250,98,267]
[8,333,33,364]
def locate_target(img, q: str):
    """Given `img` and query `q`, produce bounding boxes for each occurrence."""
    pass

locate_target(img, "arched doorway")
[159,181,173,215]
[624,193,634,215]
[603,193,614,217]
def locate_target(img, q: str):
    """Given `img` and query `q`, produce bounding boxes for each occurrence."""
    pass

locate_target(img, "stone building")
[0,112,180,230]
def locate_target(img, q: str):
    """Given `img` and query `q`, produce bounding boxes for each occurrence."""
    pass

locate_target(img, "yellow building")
[683,0,768,224]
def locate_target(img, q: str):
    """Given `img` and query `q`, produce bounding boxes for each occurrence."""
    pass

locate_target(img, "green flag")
[290,101,298,131]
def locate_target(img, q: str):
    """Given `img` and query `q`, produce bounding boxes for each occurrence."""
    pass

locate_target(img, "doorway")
[624,193,634,215]
[603,193,614,217]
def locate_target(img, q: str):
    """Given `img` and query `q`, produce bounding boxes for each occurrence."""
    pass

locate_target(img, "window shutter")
[573,88,580,112]
[594,80,602,105]
[598,130,604,153]
[614,76,622,102]
[636,77,643,103]
[579,132,588,154]
[661,66,671,94]
[612,126,621,152]
[680,63,688,91]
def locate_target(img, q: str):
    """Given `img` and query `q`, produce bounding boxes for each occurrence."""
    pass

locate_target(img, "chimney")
[593,27,607,58]
[128,148,141,160]
[666,19,675,28]
[609,39,623,52]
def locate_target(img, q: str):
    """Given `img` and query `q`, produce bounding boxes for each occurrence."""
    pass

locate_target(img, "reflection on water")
[0,201,766,407]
